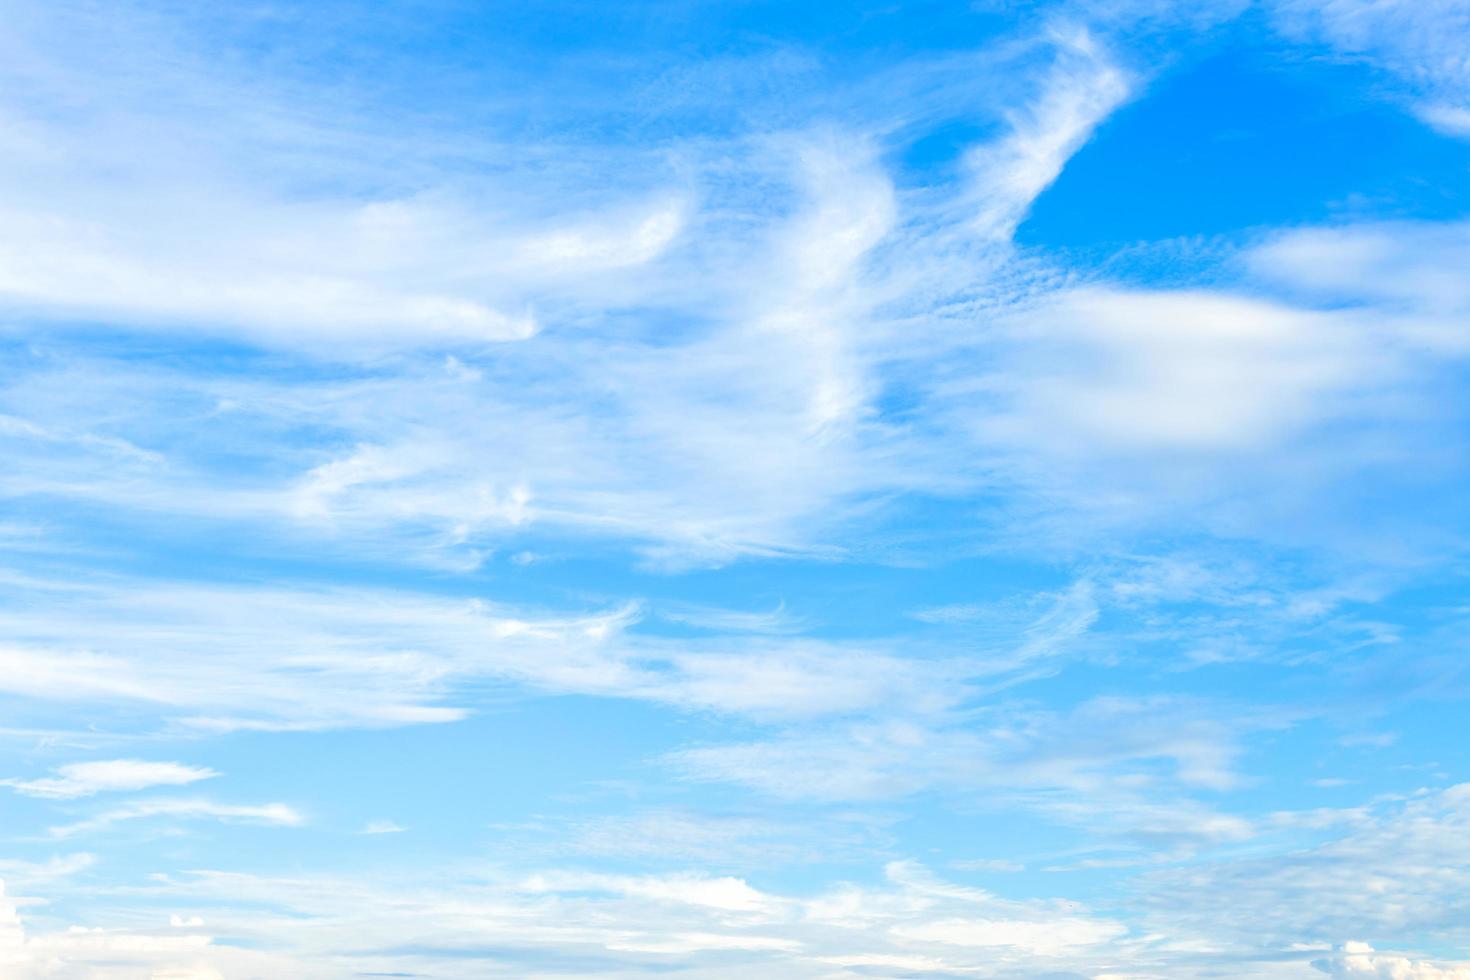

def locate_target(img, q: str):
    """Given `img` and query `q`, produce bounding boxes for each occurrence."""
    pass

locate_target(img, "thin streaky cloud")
[0,1,1466,977]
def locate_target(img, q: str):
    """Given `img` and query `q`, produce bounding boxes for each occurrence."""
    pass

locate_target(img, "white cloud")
[359,820,404,835]
[0,1,705,352]
[1419,103,1470,138]
[1273,0,1470,138]
[553,809,866,866]
[670,696,1256,856]
[988,288,1379,453]
[0,570,1005,732]
[48,799,304,839]
[0,18,1145,568]
[1143,784,1470,949]
[0,859,1139,978]
[518,199,687,270]
[0,6,1465,980]
[965,27,1133,240]
[0,3,1455,582]
[951,858,1026,873]
[524,870,781,914]
[0,878,291,980]
[0,853,95,888]
[0,207,539,346]
[1316,942,1470,979]
[893,915,1127,953]
[3,760,218,800]
[1248,221,1470,337]
[911,581,1099,668]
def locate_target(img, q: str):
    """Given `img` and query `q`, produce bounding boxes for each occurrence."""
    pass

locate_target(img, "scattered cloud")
[0,2,1465,977]
[1142,784,1470,948]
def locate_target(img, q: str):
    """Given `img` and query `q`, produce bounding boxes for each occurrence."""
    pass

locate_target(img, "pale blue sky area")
[2,1,1470,977]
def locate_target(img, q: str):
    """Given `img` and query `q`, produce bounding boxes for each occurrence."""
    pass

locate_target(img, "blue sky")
[1,0,1470,977]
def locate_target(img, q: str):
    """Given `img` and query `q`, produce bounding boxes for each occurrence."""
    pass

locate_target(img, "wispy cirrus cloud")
[1141,784,1470,952]
[0,1,1467,976]
[964,26,1133,241]
[0,10,1138,567]
[1273,0,1470,138]
[47,799,304,839]
[0,571,966,731]
[2,760,218,799]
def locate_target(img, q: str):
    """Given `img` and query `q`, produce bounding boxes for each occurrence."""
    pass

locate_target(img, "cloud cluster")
[0,861,1138,979]
[1317,942,1470,979]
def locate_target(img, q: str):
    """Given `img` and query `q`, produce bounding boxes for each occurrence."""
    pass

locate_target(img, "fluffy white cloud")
[0,879,259,980]
[987,287,1378,453]
[1316,942,1470,979]
[1249,221,1470,338]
